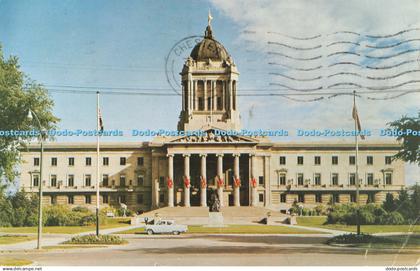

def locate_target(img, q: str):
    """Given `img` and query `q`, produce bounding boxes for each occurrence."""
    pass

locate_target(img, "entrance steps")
[139,206,289,225]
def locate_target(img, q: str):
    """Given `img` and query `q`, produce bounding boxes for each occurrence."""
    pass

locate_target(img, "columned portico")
[167,154,174,207]
[200,154,207,207]
[183,154,191,207]
[233,154,240,206]
[216,154,224,207]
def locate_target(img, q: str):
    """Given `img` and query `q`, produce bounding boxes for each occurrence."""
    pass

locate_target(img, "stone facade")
[19,22,405,213]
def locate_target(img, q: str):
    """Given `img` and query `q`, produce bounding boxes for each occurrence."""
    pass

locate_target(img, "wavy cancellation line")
[327,80,420,90]
[267,62,322,71]
[269,72,322,81]
[366,38,420,49]
[365,28,420,39]
[267,41,322,50]
[267,51,322,60]
[269,83,323,92]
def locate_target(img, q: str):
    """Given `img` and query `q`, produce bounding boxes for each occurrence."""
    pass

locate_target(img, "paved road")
[1,235,418,266]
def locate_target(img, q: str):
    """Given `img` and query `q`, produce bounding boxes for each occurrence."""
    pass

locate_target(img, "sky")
[0,0,419,184]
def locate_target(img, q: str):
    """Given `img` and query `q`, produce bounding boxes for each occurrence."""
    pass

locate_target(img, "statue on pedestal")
[209,189,220,212]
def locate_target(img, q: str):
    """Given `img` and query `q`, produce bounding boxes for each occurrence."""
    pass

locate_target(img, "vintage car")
[144,219,188,235]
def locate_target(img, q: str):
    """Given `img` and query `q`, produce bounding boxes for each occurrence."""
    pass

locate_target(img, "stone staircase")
[137,206,289,225]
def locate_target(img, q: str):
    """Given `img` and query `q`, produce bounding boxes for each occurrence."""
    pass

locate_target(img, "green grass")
[0,257,32,266]
[328,234,420,249]
[0,235,35,245]
[297,216,420,234]
[43,244,107,250]
[0,217,131,235]
[117,224,322,234]
[63,234,127,245]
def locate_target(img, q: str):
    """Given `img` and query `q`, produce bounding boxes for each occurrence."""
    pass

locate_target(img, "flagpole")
[96,91,100,236]
[353,90,361,235]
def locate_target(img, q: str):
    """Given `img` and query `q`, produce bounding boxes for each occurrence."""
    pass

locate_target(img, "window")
[102,174,109,187]
[259,193,264,202]
[198,97,204,110]
[103,157,109,166]
[297,174,304,186]
[297,156,304,165]
[86,157,92,166]
[85,174,91,187]
[68,195,74,204]
[68,157,74,166]
[367,156,373,165]
[314,156,321,165]
[298,193,304,203]
[279,156,286,165]
[103,195,109,204]
[349,173,356,186]
[350,194,356,203]
[137,175,144,186]
[34,157,40,166]
[120,175,126,187]
[68,174,74,187]
[217,97,222,110]
[137,194,144,204]
[85,195,91,204]
[349,156,355,165]
[385,156,392,165]
[385,173,392,185]
[207,97,211,110]
[280,193,286,203]
[51,195,57,205]
[51,157,57,166]
[333,193,339,204]
[368,193,375,203]
[33,174,39,187]
[278,173,286,185]
[258,176,264,185]
[316,194,322,203]
[314,173,321,185]
[51,175,57,187]
[159,176,165,187]
[332,156,338,165]
[331,173,339,186]
[137,157,144,166]
[119,195,126,204]
[367,173,374,185]
[159,193,164,203]
[120,157,126,166]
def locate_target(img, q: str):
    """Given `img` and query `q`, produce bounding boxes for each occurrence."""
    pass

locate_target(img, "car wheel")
[147,229,154,235]
[173,231,180,235]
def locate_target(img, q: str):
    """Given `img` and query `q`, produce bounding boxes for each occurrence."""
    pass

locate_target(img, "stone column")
[229,80,233,111]
[200,154,207,207]
[250,155,258,206]
[233,154,241,206]
[204,80,207,111]
[217,154,224,207]
[183,154,191,207]
[167,154,174,207]
[193,80,197,110]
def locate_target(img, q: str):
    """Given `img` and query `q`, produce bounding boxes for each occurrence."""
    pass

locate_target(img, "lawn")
[297,216,420,234]
[116,224,322,234]
[0,257,32,266]
[42,245,107,250]
[0,235,35,245]
[0,217,131,235]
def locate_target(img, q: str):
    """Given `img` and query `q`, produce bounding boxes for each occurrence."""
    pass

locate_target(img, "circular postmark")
[165,35,203,94]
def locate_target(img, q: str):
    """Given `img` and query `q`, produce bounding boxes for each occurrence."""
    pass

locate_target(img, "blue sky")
[1,0,419,183]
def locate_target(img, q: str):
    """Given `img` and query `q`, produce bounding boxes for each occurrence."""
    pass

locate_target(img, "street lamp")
[27,109,44,250]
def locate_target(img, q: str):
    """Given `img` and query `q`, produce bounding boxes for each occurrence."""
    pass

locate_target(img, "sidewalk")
[0,225,141,251]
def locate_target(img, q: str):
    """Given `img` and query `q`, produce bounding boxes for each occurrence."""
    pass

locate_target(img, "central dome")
[190,26,230,61]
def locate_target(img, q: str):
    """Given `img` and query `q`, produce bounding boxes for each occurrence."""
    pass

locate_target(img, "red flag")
[98,109,104,132]
[352,104,365,140]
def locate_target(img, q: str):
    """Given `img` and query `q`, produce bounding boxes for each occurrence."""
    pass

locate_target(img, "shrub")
[64,234,126,245]
[327,233,375,244]
[378,211,405,225]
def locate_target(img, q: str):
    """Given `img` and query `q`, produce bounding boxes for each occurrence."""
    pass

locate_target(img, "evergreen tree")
[382,193,396,212]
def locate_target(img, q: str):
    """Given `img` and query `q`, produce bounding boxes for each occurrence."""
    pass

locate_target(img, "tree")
[388,112,420,165]
[382,193,396,212]
[410,184,420,223]
[394,188,412,221]
[0,45,58,182]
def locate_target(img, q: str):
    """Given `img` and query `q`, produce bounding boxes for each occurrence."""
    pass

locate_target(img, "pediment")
[167,129,259,144]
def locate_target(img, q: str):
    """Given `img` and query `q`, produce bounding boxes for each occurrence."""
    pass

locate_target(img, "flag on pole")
[98,109,104,133]
[352,102,365,140]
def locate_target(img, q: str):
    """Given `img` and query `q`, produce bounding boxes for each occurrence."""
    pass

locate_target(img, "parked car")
[144,219,188,235]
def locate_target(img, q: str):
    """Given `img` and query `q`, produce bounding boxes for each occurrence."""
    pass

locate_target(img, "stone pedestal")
[207,212,225,227]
